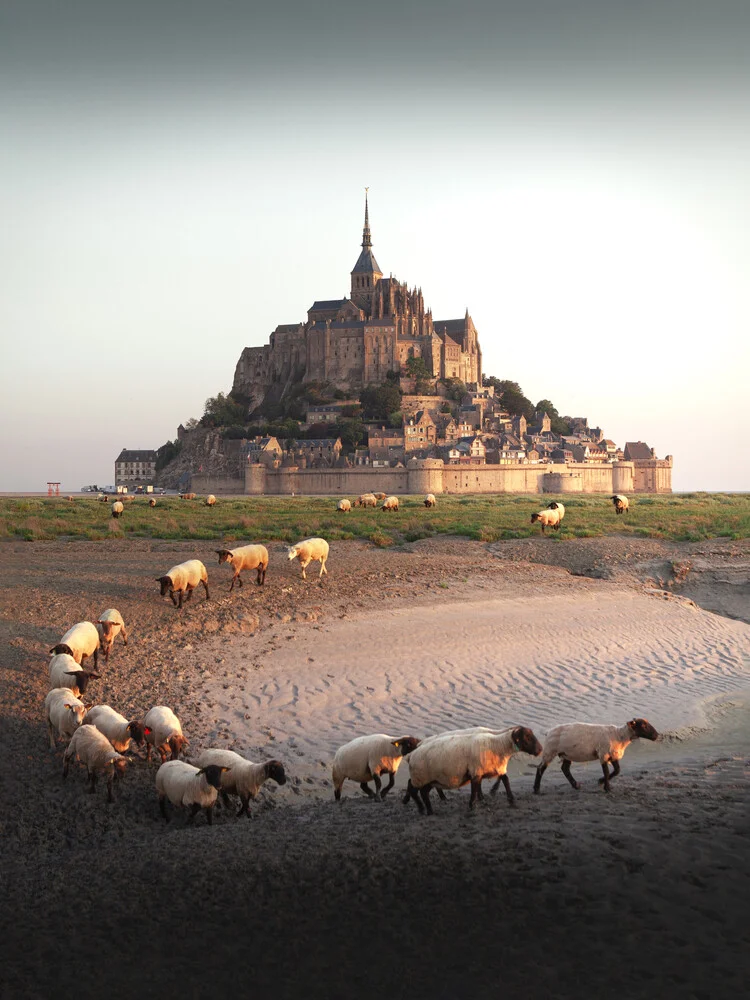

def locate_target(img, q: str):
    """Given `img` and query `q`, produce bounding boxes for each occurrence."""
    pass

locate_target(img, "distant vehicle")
[81,485,100,493]
[135,486,144,494]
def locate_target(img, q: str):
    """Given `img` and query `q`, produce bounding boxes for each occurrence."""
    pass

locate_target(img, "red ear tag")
[145,727,152,735]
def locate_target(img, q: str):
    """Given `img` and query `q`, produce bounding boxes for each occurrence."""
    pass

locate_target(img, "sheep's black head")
[74,670,100,695]
[392,736,421,756]
[512,726,543,757]
[127,721,146,746]
[50,643,75,657]
[215,549,233,564]
[530,513,541,524]
[265,760,287,786]
[199,764,227,790]
[627,718,659,741]
[547,501,561,510]
[156,576,172,597]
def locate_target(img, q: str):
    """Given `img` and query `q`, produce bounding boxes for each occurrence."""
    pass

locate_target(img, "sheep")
[215,544,269,590]
[111,500,124,519]
[179,492,197,500]
[399,725,508,804]
[287,537,329,580]
[143,706,189,764]
[423,494,436,508]
[155,559,210,608]
[155,761,228,825]
[63,724,130,803]
[84,704,147,753]
[48,652,100,697]
[96,608,127,663]
[205,494,216,506]
[332,734,421,801]
[195,749,287,817]
[531,506,563,535]
[49,620,111,667]
[404,726,542,815]
[44,689,87,749]
[355,493,377,508]
[610,494,629,515]
[381,496,399,512]
[533,718,659,794]
[149,497,157,507]
[547,500,565,518]
[373,492,387,501]
[337,498,351,513]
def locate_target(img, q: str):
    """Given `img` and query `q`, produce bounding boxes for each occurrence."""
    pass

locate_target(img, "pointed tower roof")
[351,189,382,275]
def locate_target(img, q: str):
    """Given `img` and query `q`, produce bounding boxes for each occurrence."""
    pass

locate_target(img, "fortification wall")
[191,474,245,495]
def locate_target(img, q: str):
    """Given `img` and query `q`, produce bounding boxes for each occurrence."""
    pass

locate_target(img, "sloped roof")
[116,450,156,462]
[434,319,465,337]
[309,299,347,312]
[351,248,382,274]
[624,441,653,460]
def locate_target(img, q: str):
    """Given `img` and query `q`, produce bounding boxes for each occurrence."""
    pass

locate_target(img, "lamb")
[63,724,129,802]
[381,496,399,512]
[610,494,629,515]
[155,761,228,825]
[423,494,436,508]
[48,652,100,697]
[215,544,269,590]
[195,749,287,817]
[332,734,421,801]
[530,505,563,535]
[179,492,197,500]
[534,718,659,794]
[84,704,147,753]
[96,608,128,663]
[404,726,542,815]
[143,706,189,763]
[44,688,87,749]
[355,493,377,508]
[156,559,210,608]
[205,494,216,506]
[49,620,111,667]
[111,501,124,518]
[337,498,351,512]
[287,537,329,579]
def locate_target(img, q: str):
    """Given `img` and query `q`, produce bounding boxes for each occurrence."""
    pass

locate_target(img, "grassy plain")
[0,492,747,544]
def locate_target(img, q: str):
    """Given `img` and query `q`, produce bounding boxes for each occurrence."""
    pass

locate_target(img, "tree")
[360,381,403,421]
[202,392,246,428]
[535,399,571,435]
[441,378,467,402]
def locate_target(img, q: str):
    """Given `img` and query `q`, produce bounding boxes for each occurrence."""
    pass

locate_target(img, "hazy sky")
[2,1,748,491]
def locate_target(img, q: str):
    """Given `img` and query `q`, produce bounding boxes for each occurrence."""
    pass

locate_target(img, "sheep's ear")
[221,766,230,772]
[391,740,401,748]
[196,767,205,775]
[65,671,79,677]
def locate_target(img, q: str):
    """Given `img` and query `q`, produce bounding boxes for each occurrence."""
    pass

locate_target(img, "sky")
[1,0,748,492]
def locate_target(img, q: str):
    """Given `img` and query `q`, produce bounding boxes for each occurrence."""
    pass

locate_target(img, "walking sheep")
[48,652,100,697]
[287,537,329,580]
[155,559,210,608]
[531,501,565,535]
[111,500,124,519]
[84,704,147,753]
[195,749,287,817]
[63,724,130,803]
[423,494,436,508]
[215,544,269,589]
[50,620,111,668]
[381,496,399,512]
[96,608,127,663]
[155,761,228,825]
[332,734,421,802]
[533,718,659,793]
[45,689,87,749]
[143,706,189,763]
[610,494,629,515]
[337,498,351,512]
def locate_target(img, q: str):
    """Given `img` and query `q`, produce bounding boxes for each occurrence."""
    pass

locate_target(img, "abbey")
[232,195,482,412]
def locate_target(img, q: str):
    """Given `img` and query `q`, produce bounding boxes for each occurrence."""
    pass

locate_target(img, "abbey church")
[232,195,482,411]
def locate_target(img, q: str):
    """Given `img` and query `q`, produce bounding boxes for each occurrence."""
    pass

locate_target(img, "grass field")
[0,493,747,544]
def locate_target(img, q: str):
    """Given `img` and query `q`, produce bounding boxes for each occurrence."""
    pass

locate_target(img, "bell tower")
[350,189,383,314]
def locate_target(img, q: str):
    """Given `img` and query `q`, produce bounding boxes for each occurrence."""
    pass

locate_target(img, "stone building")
[232,194,482,413]
[114,449,157,489]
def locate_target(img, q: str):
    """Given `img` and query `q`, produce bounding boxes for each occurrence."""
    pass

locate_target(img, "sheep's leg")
[561,760,580,790]
[175,590,183,609]
[469,778,483,808]
[170,590,179,607]
[258,566,266,586]
[335,783,344,802]
[533,762,548,793]
[88,772,97,795]
[489,777,501,795]
[121,626,128,645]
[220,789,232,809]
[319,558,327,577]
[599,761,612,792]
[379,772,395,799]
[62,754,70,778]
[184,586,194,604]
[497,774,515,807]
[205,805,214,826]
[598,759,620,785]
[419,786,433,816]
[158,796,169,821]
[300,560,308,580]
[237,573,243,589]
[237,795,251,818]
[48,722,57,750]
[187,803,201,824]
[405,780,424,814]
[436,788,447,802]
[359,781,376,799]
[229,574,237,592]
[372,773,383,799]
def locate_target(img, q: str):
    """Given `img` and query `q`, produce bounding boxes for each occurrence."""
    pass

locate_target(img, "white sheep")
[355,493,377,508]
[530,504,564,535]
[337,498,352,512]
[155,760,228,825]
[332,734,421,801]
[143,706,189,763]
[180,492,197,500]
[111,500,124,518]
[149,497,157,507]
[423,494,436,508]
[63,724,130,802]
[215,544,269,590]
[195,749,287,817]
[205,494,216,506]
[610,494,629,515]
[287,537,329,580]
[84,704,147,753]
[381,496,399,512]
[44,688,87,749]
[534,718,659,794]
[49,620,111,667]
[373,492,387,501]
[48,652,100,697]
[96,608,128,663]
[404,726,542,814]
[155,559,210,608]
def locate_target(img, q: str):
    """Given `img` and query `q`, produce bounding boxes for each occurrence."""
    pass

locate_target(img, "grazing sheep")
[195,749,287,817]
[373,492,387,501]
[610,494,629,515]
[215,544,269,590]
[205,494,216,506]
[149,497,157,507]
[66,496,75,501]
[355,493,377,508]
[48,652,100,697]
[534,718,659,794]
[84,704,147,753]
[531,506,563,535]
[287,537,329,580]
[156,559,210,608]
[44,689,87,749]
[337,498,351,513]
[155,761,228,825]
[111,501,124,519]
[332,734,421,801]
[381,496,399,512]
[63,724,129,803]
[96,608,127,663]
[179,492,197,500]
[49,620,110,667]
[423,494,436,508]
[405,726,542,815]
[143,706,189,763]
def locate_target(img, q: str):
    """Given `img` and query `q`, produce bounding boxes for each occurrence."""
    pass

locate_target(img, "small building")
[115,449,157,489]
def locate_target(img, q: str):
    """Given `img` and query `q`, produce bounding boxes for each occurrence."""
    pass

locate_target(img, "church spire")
[362,187,372,248]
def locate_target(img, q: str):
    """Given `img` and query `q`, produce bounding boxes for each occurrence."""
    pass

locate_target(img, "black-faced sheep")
[111,501,124,518]
[155,761,228,825]
[48,652,100,697]
[84,704,146,753]
[215,544,269,590]
[156,559,210,608]
[337,499,352,512]
[423,494,436,508]
[195,749,287,817]
[50,620,112,668]
[332,734,421,801]
[45,689,87,749]
[143,706,189,763]
[63,724,130,803]
[610,494,629,515]
[381,496,399,512]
